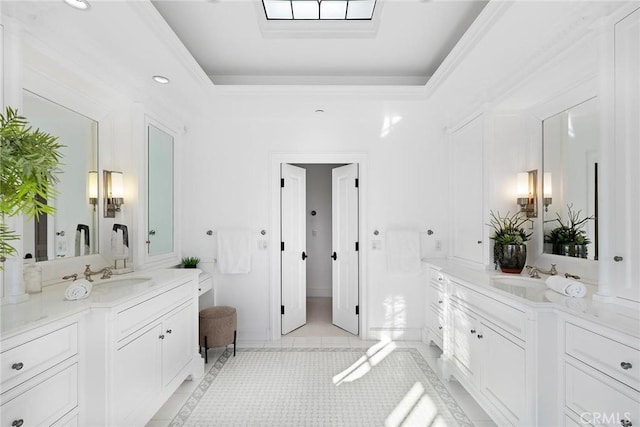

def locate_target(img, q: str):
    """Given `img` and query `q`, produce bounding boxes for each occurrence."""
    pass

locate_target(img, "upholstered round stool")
[199,306,237,363]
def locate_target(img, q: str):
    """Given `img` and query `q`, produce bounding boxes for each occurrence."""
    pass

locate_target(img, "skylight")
[262,0,376,20]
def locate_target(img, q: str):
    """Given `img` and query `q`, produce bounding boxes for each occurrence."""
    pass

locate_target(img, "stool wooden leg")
[204,336,208,364]
[233,330,237,357]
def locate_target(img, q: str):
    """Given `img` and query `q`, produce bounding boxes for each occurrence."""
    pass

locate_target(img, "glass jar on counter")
[23,259,43,294]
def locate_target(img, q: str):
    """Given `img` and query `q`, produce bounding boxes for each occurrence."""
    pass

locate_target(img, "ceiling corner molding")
[129,1,216,93]
[423,0,513,98]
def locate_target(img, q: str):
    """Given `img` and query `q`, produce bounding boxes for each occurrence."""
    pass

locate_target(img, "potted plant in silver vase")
[488,211,532,274]
[544,204,594,259]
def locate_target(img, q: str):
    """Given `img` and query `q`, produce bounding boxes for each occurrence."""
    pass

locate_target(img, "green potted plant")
[488,210,532,274]
[181,256,200,269]
[545,204,594,259]
[1,107,63,268]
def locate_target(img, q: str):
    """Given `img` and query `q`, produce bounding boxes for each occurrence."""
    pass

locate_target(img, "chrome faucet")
[525,264,557,278]
[62,273,78,281]
[83,265,112,282]
[564,272,581,280]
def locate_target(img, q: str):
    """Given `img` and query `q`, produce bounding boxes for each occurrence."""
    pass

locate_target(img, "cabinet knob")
[621,420,632,427]
[166,329,173,334]
[614,255,624,262]
[149,230,157,236]
[12,420,24,427]
[470,329,476,334]
[11,362,24,371]
[621,362,633,370]
[159,334,165,340]
[477,334,483,339]
[477,240,482,244]
[438,300,443,304]
[438,326,443,330]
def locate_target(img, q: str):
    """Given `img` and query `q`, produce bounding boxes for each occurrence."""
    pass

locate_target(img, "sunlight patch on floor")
[385,382,447,427]
[332,337,397,385]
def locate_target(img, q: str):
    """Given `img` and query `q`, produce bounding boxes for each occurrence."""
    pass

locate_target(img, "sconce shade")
[88,171,98,205]
[543,172,552,198]
[516,170,538,218]
[104,170,125,218]
[517,172,530,198]
[110,171,124,198]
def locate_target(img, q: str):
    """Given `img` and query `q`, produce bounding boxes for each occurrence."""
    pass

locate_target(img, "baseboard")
[367,327,423,341]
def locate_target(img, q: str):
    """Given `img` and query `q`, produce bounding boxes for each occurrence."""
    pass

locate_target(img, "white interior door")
[281,164,307,334]
[332,164,359,335]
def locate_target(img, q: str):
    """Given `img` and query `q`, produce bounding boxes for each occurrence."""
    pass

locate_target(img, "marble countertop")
[423,258,640,339]
[1,268,200,340]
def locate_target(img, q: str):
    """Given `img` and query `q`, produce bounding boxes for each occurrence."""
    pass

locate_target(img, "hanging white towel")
[217,230,252,274]
[545,276,587,298]
[386,230,421,275]
[111,229,126,260]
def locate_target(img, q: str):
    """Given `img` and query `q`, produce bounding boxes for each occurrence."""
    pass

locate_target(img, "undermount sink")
[95,277,152,287]
[491,276,546,288]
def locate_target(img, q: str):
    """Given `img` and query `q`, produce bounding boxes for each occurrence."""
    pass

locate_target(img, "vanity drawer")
[1,323,78,392]
[566,322,640,391]
[565,361,639,427]
[116,280,192,340]
[450,281,526,340]
[1,363,78,427]
[429,268,446,289]
[427,283,445,310]
[428,306,445,337]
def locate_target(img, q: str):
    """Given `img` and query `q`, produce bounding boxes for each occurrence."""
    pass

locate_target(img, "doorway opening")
[280,163,359,337]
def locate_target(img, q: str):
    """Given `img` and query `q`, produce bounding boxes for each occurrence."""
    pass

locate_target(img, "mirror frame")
[21,90,100,263]
[527,78,600,280]
[142,116,180,268]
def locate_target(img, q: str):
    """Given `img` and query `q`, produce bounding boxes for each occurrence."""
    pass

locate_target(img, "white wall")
[300,164,334,298]
[180,91,448,340]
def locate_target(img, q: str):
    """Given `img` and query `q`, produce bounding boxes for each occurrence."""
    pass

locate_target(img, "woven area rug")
[170,345,473,427]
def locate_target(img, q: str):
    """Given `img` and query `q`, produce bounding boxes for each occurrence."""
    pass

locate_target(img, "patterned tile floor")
[146,338,497,427]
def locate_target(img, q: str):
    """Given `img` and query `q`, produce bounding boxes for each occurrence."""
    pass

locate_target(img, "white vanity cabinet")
[562,316,640,426]
[84,277,199,426]
[425,267,446,349]
[0,317,81,427]
[448,278,530,426]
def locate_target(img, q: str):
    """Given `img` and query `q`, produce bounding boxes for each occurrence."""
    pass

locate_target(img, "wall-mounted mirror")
[542,97,598,260]
[147,123,174,256]
[22,91,99,261]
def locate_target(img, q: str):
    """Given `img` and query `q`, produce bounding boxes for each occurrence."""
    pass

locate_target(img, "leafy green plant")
[1,107,63,266]
[488,210,532,245]
[545,204,594,245]
[488,211,532,269]
[181,256,201,267]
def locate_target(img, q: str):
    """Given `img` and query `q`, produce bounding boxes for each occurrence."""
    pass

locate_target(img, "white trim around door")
[269,153,368,340]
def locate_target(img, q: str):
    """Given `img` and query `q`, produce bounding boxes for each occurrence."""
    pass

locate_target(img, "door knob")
[331,252,337,260]
[301,251,307,260]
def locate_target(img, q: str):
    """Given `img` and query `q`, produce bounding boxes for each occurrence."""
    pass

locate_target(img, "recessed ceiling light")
[315,109,325,113]
[64,0,90,11]
[152,75,170,84]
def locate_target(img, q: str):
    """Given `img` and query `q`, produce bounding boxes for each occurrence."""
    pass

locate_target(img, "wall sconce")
[88,170,98,210]
[543,172,552,212]
[104,170,124,218]
[516,170,537,218]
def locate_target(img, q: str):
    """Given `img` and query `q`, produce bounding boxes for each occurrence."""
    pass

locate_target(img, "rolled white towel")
[545,276,586,298]
[64,279,93,300]
[544,290,588,312]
